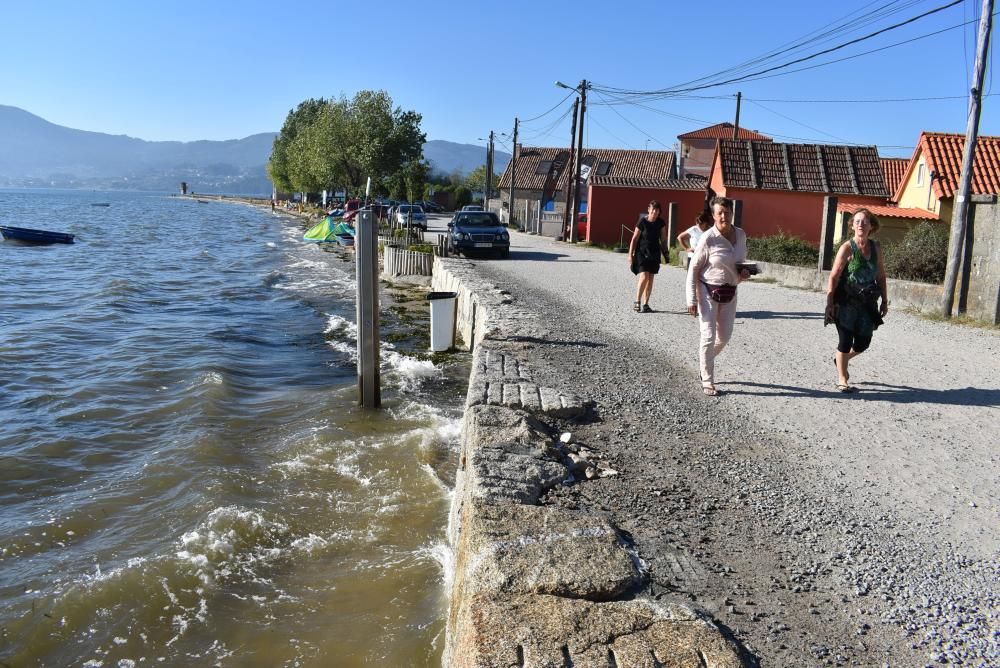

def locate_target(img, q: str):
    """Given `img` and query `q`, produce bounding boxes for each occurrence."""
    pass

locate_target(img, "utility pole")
[942,0,993,317]
[570,79,587,243]
[563,97,579,238]
[732,92,742,140]
[485,130,494,208]
[509,118,519,228]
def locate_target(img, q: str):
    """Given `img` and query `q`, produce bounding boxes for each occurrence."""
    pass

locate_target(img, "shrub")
[407,243,434,254]
[747,232,818,267]
[880,221,949,284]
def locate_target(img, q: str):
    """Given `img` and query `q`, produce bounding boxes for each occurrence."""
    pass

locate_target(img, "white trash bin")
[427,291,458,352]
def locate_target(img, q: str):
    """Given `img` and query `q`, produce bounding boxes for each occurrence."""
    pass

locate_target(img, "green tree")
[404,160,430,203]
[267,98,326,193]
[267,90,425,195]
[464,164,500,193]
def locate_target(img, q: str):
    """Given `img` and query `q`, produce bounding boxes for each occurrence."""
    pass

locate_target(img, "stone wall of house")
[967,197,1000,324]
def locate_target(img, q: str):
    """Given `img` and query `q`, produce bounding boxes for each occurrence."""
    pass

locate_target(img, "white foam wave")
[175,506,289,586]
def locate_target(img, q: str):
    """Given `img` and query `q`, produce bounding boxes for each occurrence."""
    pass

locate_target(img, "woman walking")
[686,197,752,396]
[677,210,713,269]
[825,209,889,392]
[628,200,669,312]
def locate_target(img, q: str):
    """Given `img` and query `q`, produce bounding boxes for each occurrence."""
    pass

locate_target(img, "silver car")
[394,205,427,230]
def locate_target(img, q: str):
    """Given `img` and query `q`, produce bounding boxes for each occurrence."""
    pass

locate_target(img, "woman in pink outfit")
[686,197,752,396]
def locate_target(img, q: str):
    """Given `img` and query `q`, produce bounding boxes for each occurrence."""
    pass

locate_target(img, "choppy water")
[0,190,466,666]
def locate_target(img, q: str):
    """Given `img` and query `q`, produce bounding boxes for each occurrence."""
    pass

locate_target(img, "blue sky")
[1,0,995,158]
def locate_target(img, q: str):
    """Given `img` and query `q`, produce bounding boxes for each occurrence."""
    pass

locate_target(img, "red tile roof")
[880,158,909,199]
[837,202,939,220]
[898,132,1000,201]
[497,146,676,191]
[715,140,887,196]
[678,122,772,141]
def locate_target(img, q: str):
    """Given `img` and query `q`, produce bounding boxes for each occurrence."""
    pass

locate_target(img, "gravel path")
[460,229,999,667]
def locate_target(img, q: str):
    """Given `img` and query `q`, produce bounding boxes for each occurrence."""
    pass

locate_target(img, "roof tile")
[916,132,1000,199]
[717,140,887,196]
[678,122,772,141]
[498,146,676,190]
[880,158,909,197]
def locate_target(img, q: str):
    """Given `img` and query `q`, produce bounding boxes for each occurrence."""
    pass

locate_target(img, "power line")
[746,99,855,143]
[519,90,577,124]
[592,0,964,97]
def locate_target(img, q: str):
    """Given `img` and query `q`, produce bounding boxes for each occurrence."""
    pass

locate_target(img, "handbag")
[702,281,737,303]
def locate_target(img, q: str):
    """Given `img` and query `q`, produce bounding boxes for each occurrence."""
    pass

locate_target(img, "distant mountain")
[423,140,511,177]
[0,106,509,193]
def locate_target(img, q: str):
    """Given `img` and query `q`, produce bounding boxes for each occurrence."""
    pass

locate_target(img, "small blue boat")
[0,225,75,244]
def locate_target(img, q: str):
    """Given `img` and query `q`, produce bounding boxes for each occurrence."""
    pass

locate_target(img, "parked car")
[448,211,509,258]
[461,204,484,212]
[577,213,588,240]
[394,204,427,230]
[418,200,443,213]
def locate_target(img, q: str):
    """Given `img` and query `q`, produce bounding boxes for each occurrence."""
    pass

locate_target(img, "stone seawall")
[432,257,746,667]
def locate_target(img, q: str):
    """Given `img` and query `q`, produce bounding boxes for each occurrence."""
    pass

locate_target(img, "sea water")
[0,190,466,666]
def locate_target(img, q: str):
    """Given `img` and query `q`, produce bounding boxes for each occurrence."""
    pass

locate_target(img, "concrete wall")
[967,198,1000,324]
[431,257,746,667]
[723,188,885,246]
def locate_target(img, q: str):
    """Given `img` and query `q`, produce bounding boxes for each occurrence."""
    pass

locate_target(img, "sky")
[1,0,996,160]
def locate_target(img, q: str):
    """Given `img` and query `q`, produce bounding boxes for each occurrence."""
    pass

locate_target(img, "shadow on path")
[736,310,823,320]
[721,380,1000,407]
[508,250,588,262]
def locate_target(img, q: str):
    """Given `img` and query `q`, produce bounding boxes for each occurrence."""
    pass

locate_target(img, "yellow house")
[894,131,1000,227]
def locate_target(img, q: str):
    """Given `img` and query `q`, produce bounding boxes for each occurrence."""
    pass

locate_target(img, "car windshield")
[456,213,498,227]
[399,206,422,213]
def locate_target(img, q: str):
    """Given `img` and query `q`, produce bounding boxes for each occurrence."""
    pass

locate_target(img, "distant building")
[678,123,772,179]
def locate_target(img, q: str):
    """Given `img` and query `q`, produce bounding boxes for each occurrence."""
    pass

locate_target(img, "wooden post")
[667,201,678,251]
[732,199,743,229]
[732,92,742,139]
[570,80,587,243]
[819,196,839,271]
[356,210,380,408]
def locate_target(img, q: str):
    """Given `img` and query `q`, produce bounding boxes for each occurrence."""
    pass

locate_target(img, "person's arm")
[875,241,889,317]
[677,230,692,252]
[686,237,708,314]
[825,243,850,317]
[627,226,641,264]
[659,223,671,261]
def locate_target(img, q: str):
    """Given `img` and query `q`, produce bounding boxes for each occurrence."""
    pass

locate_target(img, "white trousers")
[696,286,738,386]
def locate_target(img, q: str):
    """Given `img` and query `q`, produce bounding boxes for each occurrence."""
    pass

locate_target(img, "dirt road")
[460,229,999,666]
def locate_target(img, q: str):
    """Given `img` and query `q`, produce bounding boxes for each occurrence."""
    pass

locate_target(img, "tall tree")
[267,98,326,193]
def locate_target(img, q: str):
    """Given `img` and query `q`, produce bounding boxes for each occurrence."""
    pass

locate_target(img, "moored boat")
[0,225,75,244]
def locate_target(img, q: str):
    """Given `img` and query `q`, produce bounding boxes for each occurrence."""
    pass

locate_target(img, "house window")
[596,161,612,176]
[535,160,553,175]
[917,163,925,186]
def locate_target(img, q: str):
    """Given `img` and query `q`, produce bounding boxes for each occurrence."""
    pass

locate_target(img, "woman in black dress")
[627,200,670,312]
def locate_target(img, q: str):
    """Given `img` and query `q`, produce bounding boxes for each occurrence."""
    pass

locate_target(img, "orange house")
[708,140,888,246]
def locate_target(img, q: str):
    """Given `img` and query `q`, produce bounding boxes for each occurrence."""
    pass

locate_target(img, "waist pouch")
[702,281,737,303]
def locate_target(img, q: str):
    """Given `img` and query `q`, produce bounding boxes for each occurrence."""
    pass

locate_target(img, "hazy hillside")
[423,140,511,177]
[0,106,511,192]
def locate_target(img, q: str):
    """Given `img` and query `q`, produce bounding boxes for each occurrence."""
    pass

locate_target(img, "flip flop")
[633,301,642,312]
[642,304,653,313]
[703,386,721,397]
[836,384,856,393]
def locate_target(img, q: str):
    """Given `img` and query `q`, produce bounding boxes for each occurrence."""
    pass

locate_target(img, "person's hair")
[710,196,733,211]
[648,200,661,210]
[696,210,712,225]
[852,208,880,232]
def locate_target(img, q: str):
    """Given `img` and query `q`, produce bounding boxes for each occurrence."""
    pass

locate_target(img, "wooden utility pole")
[509,119,519,228]
[563,97,579,237]
[570,80,588,243]
[942,0,993,316]
[732,92,742,140]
